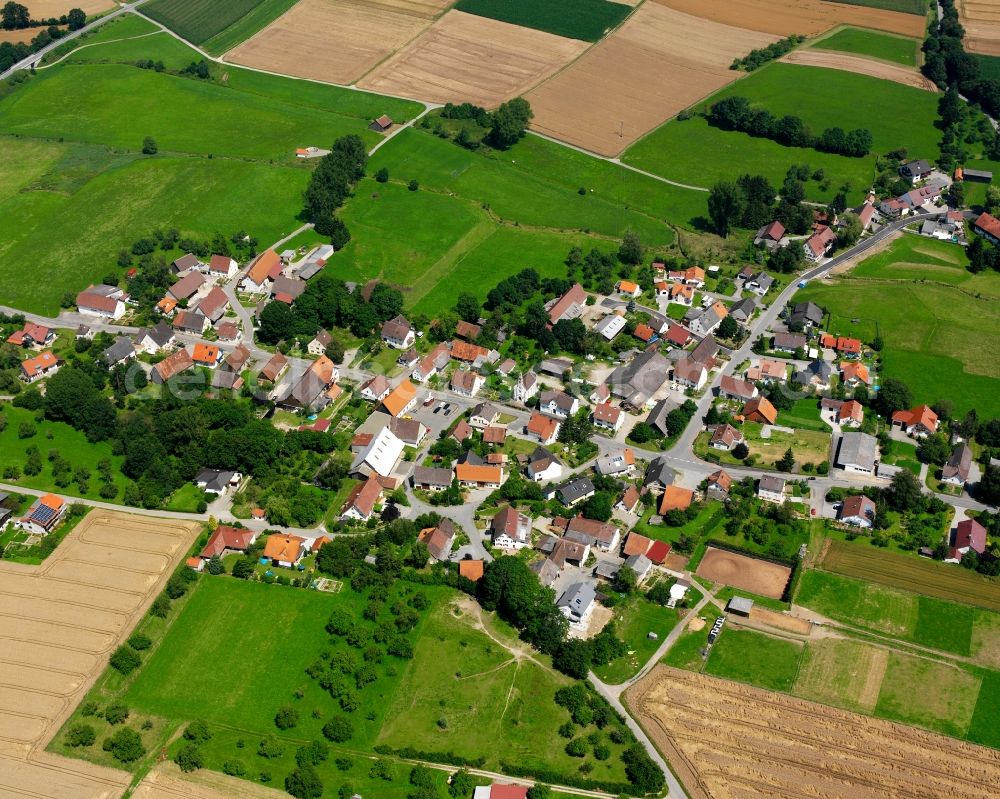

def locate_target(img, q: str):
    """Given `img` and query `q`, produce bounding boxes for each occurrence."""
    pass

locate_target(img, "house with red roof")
[200,525,258,561]
[946,518,987,563]
[974,211,1000,243]
[6,322,53,348]
[16,493,66,534]
[20,350,60,383]
[891,405,938,438]
[803,226,836,261]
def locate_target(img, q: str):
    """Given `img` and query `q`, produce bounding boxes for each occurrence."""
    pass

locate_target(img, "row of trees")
[303,134,366,238]
[707,96,873,157]
[2,2,85,29]
[730,35,804,72]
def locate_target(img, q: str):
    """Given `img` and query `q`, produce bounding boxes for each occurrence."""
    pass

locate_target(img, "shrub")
[104,702,129,725]
[275,705,299,730]
[127,633,152,651]
[109,646,141,675]
[223,759,246,777]
[103,728,145,763]
[565,738,587,757]
[322,716,353,743]
[335,757,353,771]
[286,764,323,799]
[183,720,212,743]
[258,735,285,759]
[175,744,203,773]
[66,724,96,748]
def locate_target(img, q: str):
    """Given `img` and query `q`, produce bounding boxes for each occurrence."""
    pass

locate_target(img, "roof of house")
[839,400,864,424]
[975,212,1000,239]
[664,324,691,346]
[548,283,587,323]
[174,253,201,271]
[492,506,528,537]
[259,351,287,382]
[382,380,417,417]
[141,321,174,347]
[556,477,595,504]
[840,361,870,384]
[791,301,824,325]
[758,475,786,494]
[272,276,305,302]
[455,463,503,484]
[710,423,742,448]
[592,402,622,426]
[459,559,485,581]
[101,336,135,365]
[197,286,229,319]
[223,344,252,372]
[646,539,671,564]
[172,310,207,333]
[644,455,676,487]
[263,533,306,562]
[772,332,806,350]
[190,342,220,366]
[153,348,193,381]
[208,254,234,273]
[527,412,559,440]
[943,442,973,481]
[839,494,876,521]
[451,339,489,362]
[354,426,404,477]
[804,226,836,257]
[623,532,653,557]
[892,404,938,431]
[902,159,932,174]
[246,249,282,285]
[674,358,706,385]
[619,485,640,512]
[21,493,65,528]
[419,520,456,561]
[361,374,391,398]
[451,369,481,393]
[742,395,777,424]
[837,336,862,354]
[482,425,507,444]
[566,516,619,546]
[758,220,785,241]
[455,319,482,340]
[381,314,412,341]
[953,518,987,553]
[720,374,756,399]
[756,359,787,380]
[344,475,382,518]
[412,465,454,487]
[689,335,719,366]
[659,485,694,514]
[708,468,732,492]
[169,271,206,300]
[76,290,121,314]
[200,525,256,559]
[837,432,879,471]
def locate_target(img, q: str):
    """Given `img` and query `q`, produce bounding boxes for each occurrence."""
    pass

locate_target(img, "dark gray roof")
[196,469,234,492]
[758,475,786,494]
[645,399,677,436]
[411,465,453,487]
[555,477,594,504]
[143,321,175,347]
[730,297,756,320]
[644,456,676,488]
[101,336,135,366]
[791,301,824,326]
[608,349,670,403]
[792,359,833,385]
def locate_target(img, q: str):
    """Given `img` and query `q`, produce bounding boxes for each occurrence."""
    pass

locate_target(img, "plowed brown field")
[629,666,1000,799]
[0,510,200,798]
[696,547,790,598]
[961,0,1000,56]
[525,4,778,155]
[357,11,587,107]
[225,0,453,85]
[655,0,926,38]
[783,48,937,90]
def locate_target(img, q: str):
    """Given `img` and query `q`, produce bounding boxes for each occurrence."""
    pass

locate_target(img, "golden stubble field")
[356,10,588,107]
[783,48,937,90]
[225,0,453,86]
[960,0,1000,56]
[629,666,1000,799]
[25,0,113,16]
[525,4,778,156]
[0,510,201,799]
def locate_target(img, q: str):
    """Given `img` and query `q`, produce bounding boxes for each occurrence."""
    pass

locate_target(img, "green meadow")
[623,63,941,203]
[813,26,920,66]
[454,0,631,41]
[705,628,804,692]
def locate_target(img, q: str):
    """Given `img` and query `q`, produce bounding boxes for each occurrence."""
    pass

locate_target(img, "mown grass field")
[592,595,682,684]
[875,652,981,738]
[144,0,297,53]
[819,534,1000,612]
[797,277,1000,417]
[813,26,919,66]
[378,599,631,783]
[853,234,977,285]
[705,628,803,692]
[695,422,831,470]
[826,0,928,13]
[454,0,632,42]
[622,63,940,203]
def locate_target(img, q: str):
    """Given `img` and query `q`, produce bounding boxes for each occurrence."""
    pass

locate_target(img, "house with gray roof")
[836,432,879,475]
[101,336,135,367]
[557,582,596,627]
[546,477,595,506]
[608,349,671,408]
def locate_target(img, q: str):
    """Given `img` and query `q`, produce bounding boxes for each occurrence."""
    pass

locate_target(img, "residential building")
[616,279,641,297]
[101,336,136,367]
[742,396,777,425]
[76,286,126,319]
[455,319,482,340]
[942,442,972,487]
[172,253,203,273]
[594,448,635,477]
[608,349,671,408]
[526,447,563,483]
[540,389,579,419]
[450,419,473,444]
[491,506,532,549]
[455,463,504,489]
[729,297,757,323]
[838,495,876,528]
[617,485,641,514]
[744,271,774,296]
[710,423,743,451]
[6,322,54,348]
[664,324,691,347]
[558,582,596,628]
[667,266,705,286]
[526,412,560,444]
[196,286,229,322]
[381,315,415,349]
[659,485,694,515]
[550,477,595,506]
[135,322,175,355]
[451,369,485,397]
[411,342,450,383]
[381,380,418,417]
[389,417,428,447]
[688,302,728,337]
[792,359,833,389]
[592,402,624,432]
[191,342,223,368]
[590,383,610,405]
[20,351,60,382]
[754,221,786,250]
[974,211,1000,244]
[836,432,879,475]
[342,475,383,521]
[645,398,677,437]
[891,405,939,438]
[411,465,454,492]
[152,348,193,384]
[200,525,258,561]
[840,361,871,387]
[307,329,332,357]
[419,519,456,562]
[757,475,786,504]
[947,518,987,562]
[772,332,806,353]
[836,336,863,358]
[706,469,732,501]
[208,254,238,279]
[351,425,405,478]
[789,301,824,329]
[16,494,66,534]
[673,359,707,390]
[644,456,676,490]
[241,249,282,293]
[258,352,288,385]
[194,469,240,494]
[263,534,307,568]
[168,271,206,301]
[719,375,758,402]
[899,159,933,183]
[624,553,652,582]
[547,283,587,324]
[803,226,836,261]
[746,358,787,383]
[172,310,208,334]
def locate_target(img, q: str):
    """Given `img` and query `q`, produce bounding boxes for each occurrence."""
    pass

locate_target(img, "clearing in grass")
[812,25,920,66]
[705,627,803,692]
[454,0,632,42]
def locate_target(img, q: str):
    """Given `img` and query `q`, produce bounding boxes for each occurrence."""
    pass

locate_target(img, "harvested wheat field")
[656,0,926,38]
[133,761,287,799]
[629,666,1000,799]
[525,4,778,155]
[0,750,129,799]
[783,49,937,90]
[25,0,113,15]
[225,0,453,85]
[357,10,588,107]
[696,546,790,599]
[961,0,1000,56]
[0,511,200,760]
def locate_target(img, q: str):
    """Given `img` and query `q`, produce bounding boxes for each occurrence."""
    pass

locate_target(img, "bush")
[322,716,353,743]
[296,740,329,767]
[66,724,96,748]
[175,743,203,773]
[102,728,145,763]
[565,738,587,757]
[223,759,246,777]
[183,720,212,743]
[127,633,152,651]
[104,702,129,725]
[286,764,324,799]
[109,646,141,675]
[408,179,419,191]
[275,705,299,730]
[258,735,285,759]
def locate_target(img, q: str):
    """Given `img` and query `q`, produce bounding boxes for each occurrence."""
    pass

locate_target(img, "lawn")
[378,599,631,784]
[592,595,681,684]
[0,404,132,502]
[975,54,1000,83]
[778,398,830,432]
[453,0,632,41]
[880,437,921,475]
[163,482,208,512]
[796,569,918,638]
[144,0,297,53]
[622,63,941,204]
[875,651,981,738]
[967,669,1000,748]
[662,623,710,671]
[796,279,1000,417]
[853,233,979,286]
[695,422,831,470]
[813,26,920,66]
[705,628,803,692]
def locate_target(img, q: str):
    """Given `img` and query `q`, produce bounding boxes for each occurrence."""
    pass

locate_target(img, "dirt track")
[695,547,790,599]
[225,0,451,85]
[655,0,926,38]
[629,666,1000,799]
[960,0,1000,56]
[0,511,200,798]
[526,4,777,155]
[357,11,588,107]
[783,49,938,91]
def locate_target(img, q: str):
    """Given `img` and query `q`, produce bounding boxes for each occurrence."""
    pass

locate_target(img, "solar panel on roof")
[32,504,57,524]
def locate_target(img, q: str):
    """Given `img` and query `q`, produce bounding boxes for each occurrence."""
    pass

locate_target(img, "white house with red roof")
[946,518,987,563]
[891,405,938,438]
[16,493,66,534]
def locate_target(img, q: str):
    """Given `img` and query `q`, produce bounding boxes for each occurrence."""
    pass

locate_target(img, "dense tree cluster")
[708,96,873,156]
[924,0,1000,120]
[303,135,366,236]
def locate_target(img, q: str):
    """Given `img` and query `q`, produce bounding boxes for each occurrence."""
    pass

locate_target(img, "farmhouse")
[942,442,972,486]
[947,518,987,562]
[168,271,206,301]
[757,475,786,504]
[673,359,707,390]
[547,283,587,324]
[242,249,282,293]
[136,322,175,354]
[173,253,202,273]
[418,519,456,562]
[352,425,405,479]
[899,159,933,183]
[754,220,787,250]
[594,448,635,477]
[200,525,258,560]
[491,506,532,549]
[836,432,879,475]
[16,494,66,534]
[412,343,451,383]
[342,476,384,522]
[20,351,60,382]
[891,405,938,438]
[838,494,876,528]
[208,254,238,279]
[527,446,563,483]
[381,315,415,349]
[172,310,208,334]
[152,348,193,384]
[803,226,836,261]
[608,349,671,408]
[263,533,307,568]
[973,211,1000,243]
[542,536,590,570]
[742,396,778,425]
[271,276,306,305]
[259,351,288,385]
[538,357,574,378]
[451,369,485,397]
[451,340,491,365]
[595,313,627,340]
[411,465,453,492]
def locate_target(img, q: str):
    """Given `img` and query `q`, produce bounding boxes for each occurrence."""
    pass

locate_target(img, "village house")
[18,345,60,383]
[451,340,491,366]
[101,336,136,368]
[757,475,786,504]
[16,493,66,535]
[754,220,787,250]
[668,265,705,286]
[540,389,579,420]
[838,494,876,528]
[450,419,473,444]
[208,254,238,279]
[717,375,757,403]
[594,313,627,340]
[616,279,641,297]
[746,358,787,383]
[135,322,175,355]
[803,226,836,261]
[398,348,420,369]
[673,358,707,391]
[608,349,671,409]
[455,463,504,489]
[491,506,532,549]
[199,525,258,562]
[594,448,635,478]
[562,516,621,552]
[455,319,482,340]
[891,404,939,438]
[172,310,209,335]
[688,302,728,337]
[351,425,405,478]
[822,398,864,428]
[241,249,282,294]
[548,477,595,506]
[411,465,453,492]
[152,347,193,384]
[557,582,596,629]
[742,396,778,425]
[360,375,392,403]
[743,271,774,296]
[258,352,288,386]
[664,324,691,348]
[6,322,54,348]
[836,432,879,475]
[840,361,871,388]
[483,424,508,446]
[644,456,676,490]
[974,211,1000,244]
[660,485,694,515]
[942,442,972,487]
[271,276,306,305]
[667,283,694,307]
[76,285,127,319]
[729,297,757,323]
[789,301,824,329]
[191,343,223,368]
[263,534,307,568]
[342,475,383,522]
[592,401,624,432]
[706,469,732,501]
[168,271,206,302]
[419,518,456,562]
[156,297,178,317]
[710,423,743,451]
[946,518,987,563]
[772,332,806,353]
[547,283,587,324]
[194,468,240,495]
[411,343,450,383]
[899,159,933,183]
[527,446,563,483]
[308,329,332,357]
[172,253,203,273]
[469,402,500,429]
[451,369,485,397]
[792,359,833,390]
[381,315,415,349]
[617,485,641,514]
[526,412,560,445]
